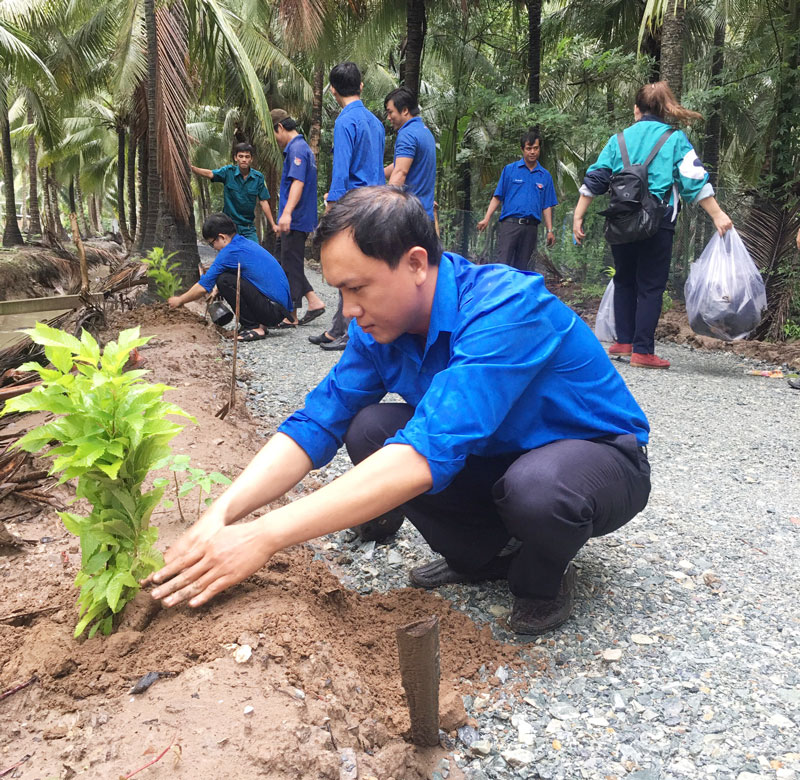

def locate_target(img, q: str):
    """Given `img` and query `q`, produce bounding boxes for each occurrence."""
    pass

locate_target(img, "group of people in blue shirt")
[155,77,733,637]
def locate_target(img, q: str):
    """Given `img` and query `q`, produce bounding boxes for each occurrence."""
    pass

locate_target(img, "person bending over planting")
[168,213,293,342]
[150,186,651,636]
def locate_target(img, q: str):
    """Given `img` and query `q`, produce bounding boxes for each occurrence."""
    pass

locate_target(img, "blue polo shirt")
[279,135,318,233]
[198,234,292,312]
[279,252,649,493]
[211,164,270,231]
[328,100,386,202]
[494,160,558,222]
[394,116,436,219]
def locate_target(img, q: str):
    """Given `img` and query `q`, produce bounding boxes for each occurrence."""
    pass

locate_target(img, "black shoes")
[308,331,335,345]
[409,555,512,589]
[320,334,348,351]
[507,563,577,635]
[355,509,405,542]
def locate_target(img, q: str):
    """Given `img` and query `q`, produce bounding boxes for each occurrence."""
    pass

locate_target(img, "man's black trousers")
[496,219,539,271]
[610,227,674,354]
[277,230,313,310]
[344,403,651,600]
[216,272,289,330]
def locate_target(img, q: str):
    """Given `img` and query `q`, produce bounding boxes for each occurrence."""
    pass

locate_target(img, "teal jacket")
[581,116,714,217]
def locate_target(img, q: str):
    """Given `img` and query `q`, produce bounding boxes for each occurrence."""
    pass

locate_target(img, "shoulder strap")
[617,132,631,168]
[643,128,675,169]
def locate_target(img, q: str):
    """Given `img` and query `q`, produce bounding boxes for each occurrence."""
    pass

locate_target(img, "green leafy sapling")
[154,455,231,522]
[0,324,194,638]
[143,247,181,300]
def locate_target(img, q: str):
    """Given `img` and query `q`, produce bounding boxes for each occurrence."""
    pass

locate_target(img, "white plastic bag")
[594,280,616,342]
[684,227,767,341]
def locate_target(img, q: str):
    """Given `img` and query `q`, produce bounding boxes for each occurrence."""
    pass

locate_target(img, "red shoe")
[631,352,670,369]
[608,342,633,356]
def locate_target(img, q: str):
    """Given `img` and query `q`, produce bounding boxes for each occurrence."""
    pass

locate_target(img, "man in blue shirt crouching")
[168,213,292,342]
[150,187,651,636]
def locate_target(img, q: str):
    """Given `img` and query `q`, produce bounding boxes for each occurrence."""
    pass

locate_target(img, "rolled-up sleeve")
[278,335,387,465]
[386,293,563,492]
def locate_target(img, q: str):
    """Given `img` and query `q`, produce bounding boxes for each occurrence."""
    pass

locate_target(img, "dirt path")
[0,306,538,780]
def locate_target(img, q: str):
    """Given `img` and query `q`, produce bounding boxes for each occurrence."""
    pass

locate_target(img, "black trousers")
[329,292,351,339]
[611,228,674,354]
[344,403,651,600]
[277,231,313,310]
[496,220,539,271]
[216,272,289,330]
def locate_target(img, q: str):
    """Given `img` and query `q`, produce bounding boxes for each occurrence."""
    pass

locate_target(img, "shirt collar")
[638,113,670,125]
[340,99,364,115]
[517,158,540,171]
[283,134,304,156]
[400,116,422,131]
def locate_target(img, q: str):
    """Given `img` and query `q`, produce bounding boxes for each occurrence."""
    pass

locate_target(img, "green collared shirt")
[211,164,270,229]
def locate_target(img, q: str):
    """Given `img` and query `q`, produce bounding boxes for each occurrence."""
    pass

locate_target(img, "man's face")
[321,231,429,344]
[273,126,287,150]
[522,140,541,165]
[234,151,253,171]
[385,100,407,131]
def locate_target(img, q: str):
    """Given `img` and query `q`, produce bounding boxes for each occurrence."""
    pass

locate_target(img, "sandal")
[275,320,298,329]
[298,307,326,326]
[237,329,267,342]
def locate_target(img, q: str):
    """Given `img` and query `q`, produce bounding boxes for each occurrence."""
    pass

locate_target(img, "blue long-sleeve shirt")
[279,253,649,493]
[328,100,386,202]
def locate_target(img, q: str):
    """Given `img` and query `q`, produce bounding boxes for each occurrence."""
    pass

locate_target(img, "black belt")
[509,217,538,225]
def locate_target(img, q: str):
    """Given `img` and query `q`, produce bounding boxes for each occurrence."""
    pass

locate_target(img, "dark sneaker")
[320,334,349,351]
[409,555,511,589]
[507,563,577,635]
[355,509,404,542]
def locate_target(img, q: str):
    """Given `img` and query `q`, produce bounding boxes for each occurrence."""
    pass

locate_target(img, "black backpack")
[600,128,675,245]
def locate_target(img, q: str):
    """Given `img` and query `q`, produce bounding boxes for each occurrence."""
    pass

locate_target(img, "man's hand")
[167,296,182,310]
[545,229,556,248]
[477,217,489,232]
[277,212,292,235]
[712,210,734,237]
[572,217,585,246]
[148,518,273,608]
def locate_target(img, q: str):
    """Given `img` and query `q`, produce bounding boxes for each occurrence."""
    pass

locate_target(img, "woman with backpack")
[573,82,733,369]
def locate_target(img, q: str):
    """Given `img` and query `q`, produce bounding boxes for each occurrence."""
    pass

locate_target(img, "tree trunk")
[137,134,149,250]
[459,160,471,257]
[309,64,324,157]
[49,172,68,239]
[88,193,100,234]
[116,126,131,245]
[68,176,77,215]
[403,0,426,99]
[42,168,54,237]
[1,88,24,246]
[27,109,42,242]
[660,0,686,98]
[140,0,160,252]
[127,129,137,242]
[526,0,542,104]
[703,20,725,189]
[76,176,92,237]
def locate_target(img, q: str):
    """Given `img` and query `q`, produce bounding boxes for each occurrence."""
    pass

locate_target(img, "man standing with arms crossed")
[384,87,436,221]
[270,109,326,327]
[309,61,385,352]
[191,143,277,243]
[477,129,557,270]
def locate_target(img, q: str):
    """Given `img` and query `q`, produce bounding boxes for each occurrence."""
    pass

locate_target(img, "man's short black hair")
[384,87,420,116]
[329,62,362,97]
[274,117,298,132]
[202,213,238,239]
[232,142,255,156]
[520,128,541,149]
[314,186,441,269]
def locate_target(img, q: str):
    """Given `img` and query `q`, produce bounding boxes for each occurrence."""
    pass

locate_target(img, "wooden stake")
[396,615,440,746]
[229,263,241,412]
[68,213,89,292]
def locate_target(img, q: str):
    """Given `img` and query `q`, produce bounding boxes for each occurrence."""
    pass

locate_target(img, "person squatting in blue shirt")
[191,143,277,242]
[478,128,558,271]
[384,87,436,220]
[269,108,327,328]
[167,213,292,342]
[150,187,652,637]
[310,61,386,353]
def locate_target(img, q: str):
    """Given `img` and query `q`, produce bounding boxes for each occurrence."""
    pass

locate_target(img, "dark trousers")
[344,403,651,600]
[329,292,351,339]
[611,228,674,354]
[216,272,289,330]
[496,219,539,271]
[277,230,312,310]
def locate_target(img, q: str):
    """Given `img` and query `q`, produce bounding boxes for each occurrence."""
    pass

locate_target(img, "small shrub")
[1,324,194,638]
[143,247,181,300]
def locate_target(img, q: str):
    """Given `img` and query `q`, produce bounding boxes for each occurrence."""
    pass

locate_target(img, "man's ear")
[405,246,429,282]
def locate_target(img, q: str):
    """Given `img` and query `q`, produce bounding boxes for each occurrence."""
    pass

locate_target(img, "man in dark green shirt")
[191,142,277,242]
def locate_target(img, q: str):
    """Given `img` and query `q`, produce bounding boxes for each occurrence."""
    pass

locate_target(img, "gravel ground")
[223,263,800,780]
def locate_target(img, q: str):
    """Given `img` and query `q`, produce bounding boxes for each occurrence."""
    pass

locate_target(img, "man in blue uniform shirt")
[167,213,292,342]
[384,87,436,220]
[270,109,326,327]
[151,187,652,636]
[478,129,558,270]
[310,61,386,353]
[191,143,277,242]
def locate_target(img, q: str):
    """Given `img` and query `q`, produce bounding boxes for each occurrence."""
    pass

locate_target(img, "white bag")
[684,227,767,341]
[594,280,616,342]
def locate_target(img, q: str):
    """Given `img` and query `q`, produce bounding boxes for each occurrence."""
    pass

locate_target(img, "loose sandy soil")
[0,306,540,780]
